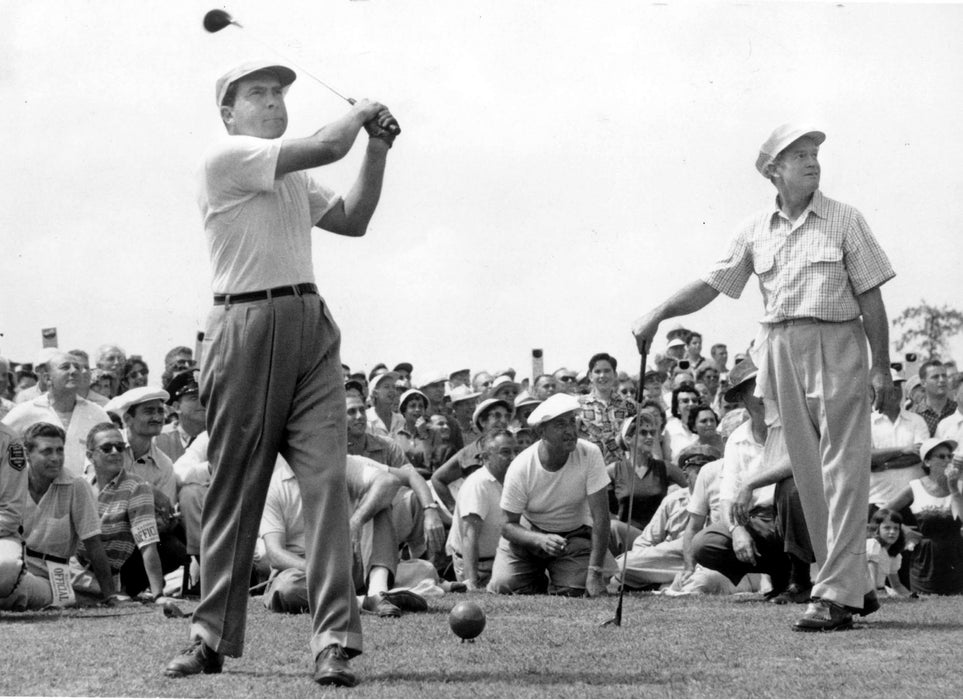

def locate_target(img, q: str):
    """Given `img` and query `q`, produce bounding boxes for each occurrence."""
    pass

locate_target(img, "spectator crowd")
[2,327,963,616]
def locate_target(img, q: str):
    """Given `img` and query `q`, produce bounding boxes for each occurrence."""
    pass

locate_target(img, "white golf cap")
[472,398,513,431]
[920,437,957,462]
[513,391,541,410]
[755,123,826,176]
[527,393,581,428]
[398,389,429,412]
[450,385,481,404]
[368,371,400,398]
[216,60,297,106]
[418,371,448,389]
[106,386,169,415]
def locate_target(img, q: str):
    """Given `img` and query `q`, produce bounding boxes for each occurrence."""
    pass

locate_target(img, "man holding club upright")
[164,59,399,686]
[632,124,896,632]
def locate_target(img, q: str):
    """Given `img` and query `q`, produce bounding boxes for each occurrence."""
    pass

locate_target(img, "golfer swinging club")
[632,124,896,632]
[164,59,399,686]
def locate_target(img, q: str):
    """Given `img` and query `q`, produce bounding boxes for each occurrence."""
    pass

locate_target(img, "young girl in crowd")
[866,509,913,598]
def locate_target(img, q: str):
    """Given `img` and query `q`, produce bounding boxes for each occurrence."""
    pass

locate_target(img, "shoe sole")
[384,590,428,612]
[315,672,358,687]
[164,666,222,678]
[792,620,854,633]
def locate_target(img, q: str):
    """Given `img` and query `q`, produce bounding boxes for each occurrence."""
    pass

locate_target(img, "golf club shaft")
[228,22,355,104]
[611,342,648,626]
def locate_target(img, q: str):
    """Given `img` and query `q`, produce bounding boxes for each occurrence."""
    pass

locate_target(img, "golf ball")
[448,601,486,640]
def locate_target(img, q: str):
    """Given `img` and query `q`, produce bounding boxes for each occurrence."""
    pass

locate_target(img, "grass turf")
[2,591,961,698]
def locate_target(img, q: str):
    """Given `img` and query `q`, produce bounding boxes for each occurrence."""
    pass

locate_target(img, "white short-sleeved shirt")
[687,459,724,523]
[718,421,774,508]
[199,135,341,293]
[869,410,928,508]
[500,439,609,533]
[866,537,901,589]
[259,455,385,555]
[446,467,504,559]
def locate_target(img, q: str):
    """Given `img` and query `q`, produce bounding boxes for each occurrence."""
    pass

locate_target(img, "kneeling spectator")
[488,394,611,597]
[446,430,518,590]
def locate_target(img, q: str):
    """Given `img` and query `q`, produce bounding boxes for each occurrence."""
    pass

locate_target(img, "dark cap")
[677,443,722,469]
[723,355,759,403]
[393,362,413,374]
[165,369,200,404]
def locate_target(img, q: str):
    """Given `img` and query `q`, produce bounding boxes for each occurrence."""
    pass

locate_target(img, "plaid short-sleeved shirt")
[576,392,637,466]
[83,469,159,571]
[703,190,895,323]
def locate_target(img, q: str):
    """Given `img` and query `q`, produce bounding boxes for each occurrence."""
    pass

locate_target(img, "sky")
[3,1,963,385]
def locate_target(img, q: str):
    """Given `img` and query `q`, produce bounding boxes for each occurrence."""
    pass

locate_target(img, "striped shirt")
[703,190,895,323]
[84,469,159,571]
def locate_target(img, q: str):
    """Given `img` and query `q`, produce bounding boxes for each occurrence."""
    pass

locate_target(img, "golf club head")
[600,614,622,628]
[203,9,236,33]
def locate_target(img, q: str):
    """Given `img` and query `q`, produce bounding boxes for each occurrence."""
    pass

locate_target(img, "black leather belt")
[213,283,318,306]
[26,548,69,565]
[452,552,495,562]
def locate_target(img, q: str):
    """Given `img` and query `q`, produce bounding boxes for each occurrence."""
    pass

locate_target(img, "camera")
[678,360,691,371]
[905,353,918,363]
[532,348,543,359]
[891,362,903,372]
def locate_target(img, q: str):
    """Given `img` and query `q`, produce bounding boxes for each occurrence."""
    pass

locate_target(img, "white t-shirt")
[866,537,901,589]
[869,410,928,508]
[500,439,609,533]
[446,467,504,559]
[199,134,341,293]
[718,420,774,508]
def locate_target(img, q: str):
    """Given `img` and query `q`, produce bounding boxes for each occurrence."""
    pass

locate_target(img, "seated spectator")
[577,353,637,468]
[662,384,700,467]
[156,370,206,465]
[0,423,28,605]
[687,403,724,453]
[431,398,513,518]
[446,430,517,590]
[488,394,611,597]
[75,423,168,603]
[394,388,432,477]
[107,387,185,593]
[610,443,720,590]
[260,454,427,617]
[608,413,686,530]
[870,377,928,519]
[885,437,963,595]
[0,423,116,610]
[3,351,111,477]
[345,393,445,561]
[367,372,405,438]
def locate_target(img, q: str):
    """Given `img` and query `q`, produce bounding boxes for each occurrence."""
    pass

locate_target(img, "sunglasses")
[96,442,127,454]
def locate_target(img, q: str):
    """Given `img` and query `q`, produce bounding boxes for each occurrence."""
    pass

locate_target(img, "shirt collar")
[770,189,826,224]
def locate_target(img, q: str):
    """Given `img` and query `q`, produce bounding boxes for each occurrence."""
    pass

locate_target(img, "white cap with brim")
[105,387,170,416]
[368,371,400,398]
[920,437,958,462]
[527,393,581,428]
[216,60,297,106]
[418,371,448,389]
[472,398,513,431]
[450,385,481,404]
[399,389,429,413]
[755,123,826,177]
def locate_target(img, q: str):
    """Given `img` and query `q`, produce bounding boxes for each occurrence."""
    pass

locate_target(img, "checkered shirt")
[703,190,895,323]
[576,391,637,466]
[915,399,958,438]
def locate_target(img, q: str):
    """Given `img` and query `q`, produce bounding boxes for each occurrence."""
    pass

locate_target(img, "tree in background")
[891,301,963,359]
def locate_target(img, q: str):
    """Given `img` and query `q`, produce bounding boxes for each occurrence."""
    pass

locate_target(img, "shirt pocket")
[750,241,777,275]
[808,245,847,288]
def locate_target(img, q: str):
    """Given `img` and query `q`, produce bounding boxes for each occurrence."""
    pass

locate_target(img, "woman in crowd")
[394,389,432,478]
[885,437,963,595]
[609,413,686,530]
[120,356,150,393]
[663,384,700,467]
[687,403,724,453]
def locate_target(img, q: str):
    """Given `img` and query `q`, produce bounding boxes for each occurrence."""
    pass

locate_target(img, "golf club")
[601,341,648,628]
[203,6,397,136]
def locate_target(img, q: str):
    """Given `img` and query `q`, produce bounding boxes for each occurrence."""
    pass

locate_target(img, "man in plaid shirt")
[632,124,896,632]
